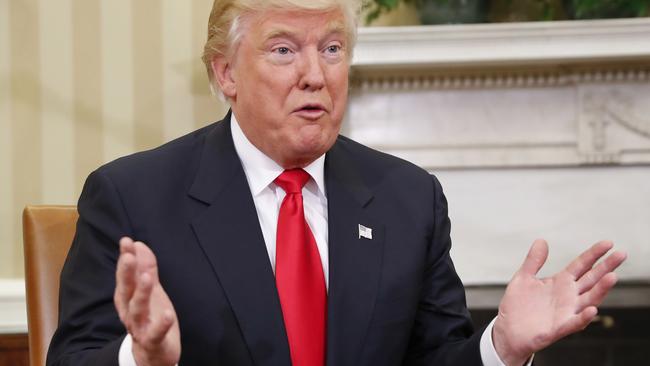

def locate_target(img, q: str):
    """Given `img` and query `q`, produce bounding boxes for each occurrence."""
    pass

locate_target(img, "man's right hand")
[114,237,181,366]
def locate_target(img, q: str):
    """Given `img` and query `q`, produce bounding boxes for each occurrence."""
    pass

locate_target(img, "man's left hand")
[493,239,627,366]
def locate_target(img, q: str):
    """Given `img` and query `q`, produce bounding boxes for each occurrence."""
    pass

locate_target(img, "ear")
[211,56,237,99]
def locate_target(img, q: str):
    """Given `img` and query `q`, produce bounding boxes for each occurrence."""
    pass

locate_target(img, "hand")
[114,237,181,366]
[493,239,626,366]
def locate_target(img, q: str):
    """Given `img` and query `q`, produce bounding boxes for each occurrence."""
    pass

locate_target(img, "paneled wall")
[0,0,229,278]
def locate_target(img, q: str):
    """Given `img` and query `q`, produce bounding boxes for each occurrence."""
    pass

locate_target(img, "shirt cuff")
[118,334,138,366]
[118,333,180,366]
[480,317,534,366]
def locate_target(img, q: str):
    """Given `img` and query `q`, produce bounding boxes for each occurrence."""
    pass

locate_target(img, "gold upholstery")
[23,205,78,366]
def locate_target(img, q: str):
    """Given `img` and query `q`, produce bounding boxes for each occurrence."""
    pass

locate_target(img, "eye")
[268,44,295,64]
[274,46,291,55]
[325,45,341,54]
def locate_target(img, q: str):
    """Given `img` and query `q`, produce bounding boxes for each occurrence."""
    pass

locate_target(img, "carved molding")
[352,68,650,91]
[580,90,618,163]
[354,18,650,70]
[347,79,650,169]
[346,19,650,169]
[579,88,650,165]
[607,95,650,139]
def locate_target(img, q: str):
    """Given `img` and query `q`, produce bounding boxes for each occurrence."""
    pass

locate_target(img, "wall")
[0,0,229,278]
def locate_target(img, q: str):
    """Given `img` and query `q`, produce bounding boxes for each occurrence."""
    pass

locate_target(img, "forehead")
[246,8,348,42]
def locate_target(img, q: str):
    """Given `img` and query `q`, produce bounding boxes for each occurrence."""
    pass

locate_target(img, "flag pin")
[358,224,372,240]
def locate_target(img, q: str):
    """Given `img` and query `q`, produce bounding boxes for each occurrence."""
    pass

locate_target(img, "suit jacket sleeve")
[47,168,132,366]
[402,175,484,365]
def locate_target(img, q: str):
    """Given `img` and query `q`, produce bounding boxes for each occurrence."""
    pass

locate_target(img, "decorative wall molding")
[353,18,650,70]
[346,18,650,170]
[606,93,650,139]
[0,279,27,334]
[578,87,650,165]
[352,68,650,91]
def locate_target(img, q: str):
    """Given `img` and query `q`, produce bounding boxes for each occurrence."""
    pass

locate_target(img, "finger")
[578,272,618,311]
[577,250,626,293]
[561,306,598,337]
[115,237,137,321]
[518,239,549,276]
[120,237,136,254]
[114,251,137,322]
[145,309,175,345]
[133,241,159,280]
[128,272,154,337]
[565,240,614,279]
[557,306,598,339]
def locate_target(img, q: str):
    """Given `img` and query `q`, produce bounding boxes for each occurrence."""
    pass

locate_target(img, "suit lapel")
[325,141,385,366]
[189,116,291,366]
[187,122,384,366]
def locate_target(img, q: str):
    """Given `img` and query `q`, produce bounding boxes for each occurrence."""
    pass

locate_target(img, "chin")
[280,127,337,164]
[304,133,337,153]
[281,143,328,168]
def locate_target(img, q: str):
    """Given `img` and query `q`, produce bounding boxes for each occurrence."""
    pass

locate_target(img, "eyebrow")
[262,21,347,44]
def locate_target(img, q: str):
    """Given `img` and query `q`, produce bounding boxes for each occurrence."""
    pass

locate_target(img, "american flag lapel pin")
[358,224,372,240]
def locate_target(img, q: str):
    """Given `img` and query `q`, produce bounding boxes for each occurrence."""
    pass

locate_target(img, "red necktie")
[274,169,326,366]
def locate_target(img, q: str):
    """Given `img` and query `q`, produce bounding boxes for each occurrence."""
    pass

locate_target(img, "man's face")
[215,9,350,168]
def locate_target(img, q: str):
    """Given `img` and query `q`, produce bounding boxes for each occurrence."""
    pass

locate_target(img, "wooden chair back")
[22,206,77,366]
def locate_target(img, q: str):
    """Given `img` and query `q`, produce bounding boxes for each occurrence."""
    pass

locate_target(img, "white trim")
[353,69,650,91]
[353,18,650,69]
[0,279,27,334]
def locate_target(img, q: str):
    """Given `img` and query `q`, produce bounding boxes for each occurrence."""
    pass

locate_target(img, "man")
[47,0,626,365]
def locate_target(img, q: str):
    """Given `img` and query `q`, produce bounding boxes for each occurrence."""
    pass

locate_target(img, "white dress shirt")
[119,114,524,366]
[230,114,330,288]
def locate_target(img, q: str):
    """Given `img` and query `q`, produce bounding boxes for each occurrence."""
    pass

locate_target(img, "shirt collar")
[230,113,326,197]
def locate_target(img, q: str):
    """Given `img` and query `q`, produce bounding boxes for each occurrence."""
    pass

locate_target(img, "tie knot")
[275,169,310,194]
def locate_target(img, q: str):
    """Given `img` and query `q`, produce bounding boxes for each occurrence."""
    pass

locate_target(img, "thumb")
[518,239,549,276]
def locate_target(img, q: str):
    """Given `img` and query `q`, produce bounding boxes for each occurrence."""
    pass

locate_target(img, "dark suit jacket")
[47,113,483,366]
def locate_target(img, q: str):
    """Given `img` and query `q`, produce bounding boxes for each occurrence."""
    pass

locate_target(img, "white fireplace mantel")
[345,18,650,286]
[353,18,650,69]
[346,18,650,170]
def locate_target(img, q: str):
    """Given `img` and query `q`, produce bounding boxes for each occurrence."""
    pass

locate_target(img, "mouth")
[293,103,327,120]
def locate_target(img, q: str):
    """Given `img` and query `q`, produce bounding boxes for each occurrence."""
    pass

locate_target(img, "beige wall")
[0,0,230,278]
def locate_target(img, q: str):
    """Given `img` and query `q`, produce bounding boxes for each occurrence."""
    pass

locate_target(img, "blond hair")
[201,0,361,93]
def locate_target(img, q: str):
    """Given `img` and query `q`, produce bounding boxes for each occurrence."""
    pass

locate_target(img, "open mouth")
[293,104,327,119]
[296,104,326,112]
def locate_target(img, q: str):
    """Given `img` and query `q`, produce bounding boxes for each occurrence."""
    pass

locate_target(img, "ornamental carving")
[579,88,650,165]
[605,91,650,139]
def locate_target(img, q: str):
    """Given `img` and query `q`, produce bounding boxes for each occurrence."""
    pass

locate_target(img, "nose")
[298,48,325,91]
